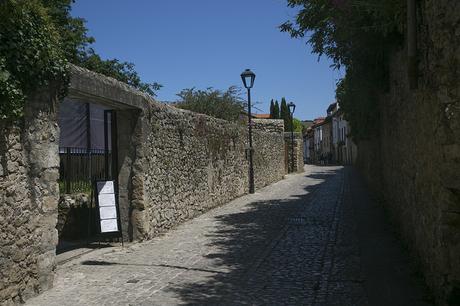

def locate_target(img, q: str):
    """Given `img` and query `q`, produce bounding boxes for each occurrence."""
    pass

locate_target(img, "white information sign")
[99,206,117,219]
[98,194,116,207]
[97,181,114,194]
[96,181,119,233]
[100,219,118,233]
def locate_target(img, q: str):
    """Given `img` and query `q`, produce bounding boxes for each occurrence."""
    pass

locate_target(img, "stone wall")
[0,86,60,304]
[131,106,286,239]
[284,132,304,173]
[253,119,286,187]
[354,140,382,194]
[355,1,460,303]
[67,66,288,242]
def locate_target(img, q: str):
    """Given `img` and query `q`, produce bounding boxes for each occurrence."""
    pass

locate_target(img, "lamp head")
[287,102,296,115]
[240,69,256,89]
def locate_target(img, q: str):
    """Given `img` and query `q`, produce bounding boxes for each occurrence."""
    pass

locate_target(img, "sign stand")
[93,180,124,247]
[87,188,93,246]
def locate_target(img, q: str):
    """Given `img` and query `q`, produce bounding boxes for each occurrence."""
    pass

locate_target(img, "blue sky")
[71,0,343,120]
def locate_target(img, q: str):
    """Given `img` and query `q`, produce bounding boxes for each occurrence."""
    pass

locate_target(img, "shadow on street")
[162,166,432,305]
[165,167,338,304]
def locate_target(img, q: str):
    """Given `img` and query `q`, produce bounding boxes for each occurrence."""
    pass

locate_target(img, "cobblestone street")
[27,165,431,305]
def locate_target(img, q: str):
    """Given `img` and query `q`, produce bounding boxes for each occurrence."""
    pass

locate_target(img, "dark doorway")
[56,98,118,254]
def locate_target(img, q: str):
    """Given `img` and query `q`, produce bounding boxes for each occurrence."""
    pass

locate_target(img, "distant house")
[300,120,314,163]
[303,126,314,164]
[320,116,333,164]
[311,117,326,164]
[253,114,271,119]
[328,102,357,165]
[300,103,357,166]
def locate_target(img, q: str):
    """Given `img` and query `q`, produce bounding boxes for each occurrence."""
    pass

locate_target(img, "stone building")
[0,65,292,304]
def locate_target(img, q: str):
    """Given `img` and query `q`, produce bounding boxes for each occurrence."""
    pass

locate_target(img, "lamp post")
[241,69,256,194]
[288,102,296,173]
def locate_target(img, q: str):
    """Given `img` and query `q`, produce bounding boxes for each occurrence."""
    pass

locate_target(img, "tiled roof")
[253,114,271,119]
[313,117,325,125]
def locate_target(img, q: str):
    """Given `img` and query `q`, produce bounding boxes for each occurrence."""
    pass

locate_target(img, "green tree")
[280,97,291,130]
[280,0,404,139]
[175,86,245,122]
[273,100,280,119]
[42,0,162,96]
[40,0,95,64]
[292,118,303,133]
[0,0,161,120]
[80,54,162,97]
[269,99,275,118]
[0,0,68,119]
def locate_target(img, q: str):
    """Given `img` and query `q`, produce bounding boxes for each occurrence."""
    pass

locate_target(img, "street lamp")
[241,69,256,194]
[288,102,296,173]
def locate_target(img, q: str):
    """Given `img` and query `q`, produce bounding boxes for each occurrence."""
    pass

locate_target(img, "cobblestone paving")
[27,165,431,306]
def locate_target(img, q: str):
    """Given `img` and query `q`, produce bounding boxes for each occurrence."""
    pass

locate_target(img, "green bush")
[175,86,245,122]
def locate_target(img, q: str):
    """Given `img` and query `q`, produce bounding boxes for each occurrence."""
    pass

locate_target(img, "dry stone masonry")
[130,106,286,240]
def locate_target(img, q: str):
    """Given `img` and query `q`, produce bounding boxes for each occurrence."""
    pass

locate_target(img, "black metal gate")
[59,110,117,194]
[57,107,118,252]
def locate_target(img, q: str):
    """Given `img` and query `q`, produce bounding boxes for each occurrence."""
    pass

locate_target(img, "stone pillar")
[284,132,304,173]
[115,109,145,242]
[0,85,60,304]
[252,119,285,188]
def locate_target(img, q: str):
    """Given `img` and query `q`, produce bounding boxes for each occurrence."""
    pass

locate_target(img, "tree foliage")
[49,0,162,96]
[80,55,162,97]
[40,0,94,64]
[280,0,405,139]
[292,118,303,133]
[280,97,291,130]
[175,86,246,122]
[276,97,301,132]
[273,100,280,119]
[270,99,275,118]
[271,99,281,119]
[0,0,68,119]
[0,0,161,120]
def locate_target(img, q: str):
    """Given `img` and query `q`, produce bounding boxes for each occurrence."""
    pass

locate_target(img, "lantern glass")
[240,69,255,89]
[288,102,296,115]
